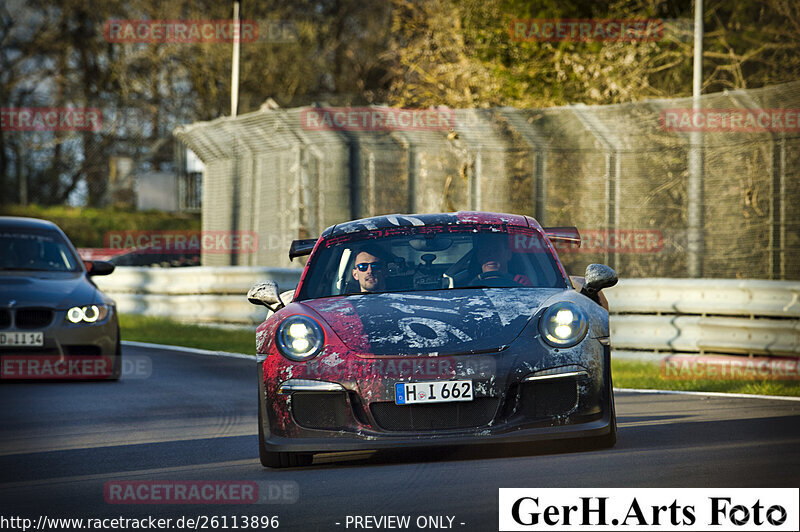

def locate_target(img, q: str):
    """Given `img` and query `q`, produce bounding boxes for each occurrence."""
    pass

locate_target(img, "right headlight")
[276,315,325,361]
[66,304,109,324]
[539,301,588,347]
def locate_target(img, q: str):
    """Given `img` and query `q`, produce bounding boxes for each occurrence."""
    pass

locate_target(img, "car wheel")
[592,387,617,449]
[108,328,122,381]
[589,348,617,449]
[258,391,313,468]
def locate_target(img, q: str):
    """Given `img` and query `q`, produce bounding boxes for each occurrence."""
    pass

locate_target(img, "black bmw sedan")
[0,217,120,380]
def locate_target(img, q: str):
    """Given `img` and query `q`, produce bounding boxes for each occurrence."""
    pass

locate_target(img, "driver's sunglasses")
[355,262,383,272]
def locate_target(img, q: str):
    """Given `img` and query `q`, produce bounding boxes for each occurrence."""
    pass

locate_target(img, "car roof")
[0,216,62,231]
[321,211,534,238]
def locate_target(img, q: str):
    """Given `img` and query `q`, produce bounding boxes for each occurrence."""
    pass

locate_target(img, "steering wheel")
[469,270,524,287]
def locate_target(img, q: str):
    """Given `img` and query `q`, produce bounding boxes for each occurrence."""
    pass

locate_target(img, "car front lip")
[259,397,612,453]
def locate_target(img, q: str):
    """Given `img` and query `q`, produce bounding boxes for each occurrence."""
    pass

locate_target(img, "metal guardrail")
[97,269,800,356]
[605,278,800,318]
[607,279,800,357]
[611,315,800,357]
[95,267,302,325]
[98,266,303,295]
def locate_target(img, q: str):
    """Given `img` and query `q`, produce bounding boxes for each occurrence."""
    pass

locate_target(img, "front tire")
[591,344,617,449]
[108,333,122,381]
[594,391,617,449]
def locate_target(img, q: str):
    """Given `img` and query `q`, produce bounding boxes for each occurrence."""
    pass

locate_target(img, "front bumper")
[0,307,119,380]
[258,339,613,454]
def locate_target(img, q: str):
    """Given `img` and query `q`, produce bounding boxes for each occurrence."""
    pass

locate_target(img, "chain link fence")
[175,81,800,279]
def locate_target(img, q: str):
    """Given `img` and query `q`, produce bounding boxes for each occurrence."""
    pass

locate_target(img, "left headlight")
[276,315,324,361]
[539,301,588,347]
[66,305,109,324]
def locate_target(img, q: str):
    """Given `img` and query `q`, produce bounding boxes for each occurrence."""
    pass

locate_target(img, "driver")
[351,244,387,293]
[472,239,533,287]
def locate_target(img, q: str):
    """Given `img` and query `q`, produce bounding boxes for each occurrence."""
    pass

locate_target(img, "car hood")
[0,272,98,309]
[303,288,563,356]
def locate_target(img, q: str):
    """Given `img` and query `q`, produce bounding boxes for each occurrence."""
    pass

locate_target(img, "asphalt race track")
[1,344,798,531]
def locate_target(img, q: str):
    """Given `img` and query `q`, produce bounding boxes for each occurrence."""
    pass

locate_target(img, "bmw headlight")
[276,315,324,361]
[66,305,109,324]
[539,301,588,347]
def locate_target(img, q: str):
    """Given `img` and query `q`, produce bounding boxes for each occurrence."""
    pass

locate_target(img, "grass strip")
[120,314,255,355]
[612,360,800,397]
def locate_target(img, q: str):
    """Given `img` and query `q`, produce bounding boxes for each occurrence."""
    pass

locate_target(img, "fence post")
[569,104,620,271]
[688,0,705,277]
[231,126,240,266]
[407,145,418,213]
[772,136,787,280]
[470,150,482,211]
[498,108,549,224]
[348,137,361,220]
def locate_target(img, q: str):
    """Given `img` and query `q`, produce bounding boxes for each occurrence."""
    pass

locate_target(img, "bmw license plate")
[0,332,44,347]
[395,380,473,405]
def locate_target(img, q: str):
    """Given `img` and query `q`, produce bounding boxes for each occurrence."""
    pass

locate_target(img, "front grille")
[291,393,350,430]
[0,310,10,329]
[15,309,54,329]
[518,379,579,418]
[371,398,498,431]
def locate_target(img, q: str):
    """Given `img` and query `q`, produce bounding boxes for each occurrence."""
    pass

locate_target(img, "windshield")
[297,224,567,300]
[0,230,82,272]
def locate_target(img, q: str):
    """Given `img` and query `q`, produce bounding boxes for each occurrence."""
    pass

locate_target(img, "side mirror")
[86,260,115,276]
[247,281,286,311]
[583,263,618,294]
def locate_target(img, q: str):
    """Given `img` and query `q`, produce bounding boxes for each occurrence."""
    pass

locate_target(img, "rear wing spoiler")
[290,229,579,260]
[543,226,581,247]
[289,238,318,261]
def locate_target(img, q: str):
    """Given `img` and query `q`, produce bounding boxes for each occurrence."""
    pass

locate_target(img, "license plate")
[395,380,473,405]
[0,332,44,347]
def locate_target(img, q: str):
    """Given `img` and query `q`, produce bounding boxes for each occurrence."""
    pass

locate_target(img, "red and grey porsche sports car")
[248,212,618,468]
